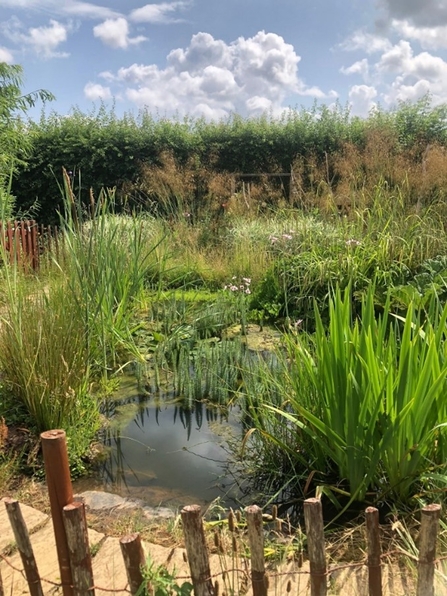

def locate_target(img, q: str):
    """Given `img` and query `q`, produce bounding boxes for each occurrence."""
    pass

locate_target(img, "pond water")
[73,376,244,509]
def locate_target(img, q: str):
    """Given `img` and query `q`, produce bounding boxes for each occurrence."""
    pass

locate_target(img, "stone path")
[0,493,444,595]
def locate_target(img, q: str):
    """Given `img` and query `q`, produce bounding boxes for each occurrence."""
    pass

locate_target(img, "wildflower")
[294,319,303,329]
[230,285,238,292]
[282,234,293,240]
[269,235,278,244]
[245,289,251,294]
[242,277,251,284]
[346,238,361,247]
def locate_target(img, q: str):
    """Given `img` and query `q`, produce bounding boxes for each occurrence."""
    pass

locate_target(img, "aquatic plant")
[243,284,447,505]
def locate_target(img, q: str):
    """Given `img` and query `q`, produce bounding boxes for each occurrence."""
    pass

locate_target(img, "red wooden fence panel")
[0,220,59,271]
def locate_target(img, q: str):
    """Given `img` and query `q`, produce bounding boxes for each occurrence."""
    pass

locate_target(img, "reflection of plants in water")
[97,394,233,490]
[172,401,225,440]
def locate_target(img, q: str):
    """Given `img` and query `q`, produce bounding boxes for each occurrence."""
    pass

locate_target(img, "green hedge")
[11,96,447,223]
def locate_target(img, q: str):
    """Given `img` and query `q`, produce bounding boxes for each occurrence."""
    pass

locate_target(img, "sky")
[1,0,447,120]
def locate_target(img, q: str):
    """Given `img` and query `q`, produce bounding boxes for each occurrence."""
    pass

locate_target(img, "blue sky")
[1,0,447,119]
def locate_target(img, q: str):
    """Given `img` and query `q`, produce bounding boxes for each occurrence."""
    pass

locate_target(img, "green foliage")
[0,62,54,218]
[250,203,447,327]
[140,291,251,406]
[244,285,447,505]
[0,63,54,177]
[11,95,447,223]
[56,177,164,374]
[137,555,193,596]
[0,271,100,474]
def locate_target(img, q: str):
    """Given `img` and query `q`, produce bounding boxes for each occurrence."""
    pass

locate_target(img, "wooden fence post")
[63,502,95,596]
[4,498,43,596]
[365,507,382,596]
[181,505,214,596]
[417,503,441,596]
[245,505,267,596]
[13,221,21,268]
[41,429,74,596]
[120,533,146,595]
[6,222,13,264]
[304,498,327,596]
[30,220,38,270]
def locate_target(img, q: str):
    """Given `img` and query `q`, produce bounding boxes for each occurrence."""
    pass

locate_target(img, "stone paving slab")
[91,537,129,595]
[77,490,175,519]
[0,497,48,552]
[0,517,104,595]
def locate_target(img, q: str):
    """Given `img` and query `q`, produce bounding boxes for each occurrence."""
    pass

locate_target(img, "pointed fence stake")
[4,498,43,596]
[304,498,327,596]
[245,505,267,596]
[120,533,145,595]
[41,429,74,596]
[63,502,95,596]
[181,505,214,596]
[417,504,441,596]
[365,507,382,596]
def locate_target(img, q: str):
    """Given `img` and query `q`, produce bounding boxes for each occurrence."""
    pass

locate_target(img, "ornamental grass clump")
[247,285,447,505]
[0,274,98,447]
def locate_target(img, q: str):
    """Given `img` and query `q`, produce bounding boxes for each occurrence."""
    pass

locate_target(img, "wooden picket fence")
[0,220,60,270]
[1,435,447,596]
[1,496,446,595]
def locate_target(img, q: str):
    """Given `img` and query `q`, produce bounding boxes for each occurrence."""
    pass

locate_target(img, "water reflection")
[89,381,243,508]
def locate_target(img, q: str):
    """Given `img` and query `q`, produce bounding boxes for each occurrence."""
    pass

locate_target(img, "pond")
[73,376,244,509]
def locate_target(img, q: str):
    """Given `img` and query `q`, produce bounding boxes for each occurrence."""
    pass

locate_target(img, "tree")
[0,62,54,218]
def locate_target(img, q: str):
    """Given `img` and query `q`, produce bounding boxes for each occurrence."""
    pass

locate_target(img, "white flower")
[346,239,361,247]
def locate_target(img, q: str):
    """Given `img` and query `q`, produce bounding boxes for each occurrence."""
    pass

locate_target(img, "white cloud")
[377,41,447,82]
[377,40,413,73]
[84,81,112,100]
[93,18,147,49]
[385,77,432,104]
[344,37,447,108]
[391,19,447,50]
[348,85,377,117]
[98,31,330,118]
[0,47,14,63]
[340,58,369,80]
[168,32,232,71]
[129,1,190,24]
[2,18,71,58]
[339,2,447,110]
[340,30,392,54]
[0,0,121,20]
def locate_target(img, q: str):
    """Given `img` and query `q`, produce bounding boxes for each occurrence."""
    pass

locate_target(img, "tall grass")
[243,285,447,505]
[56,177,164,373]
[0,265,100,470]
[0,176,167,468]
